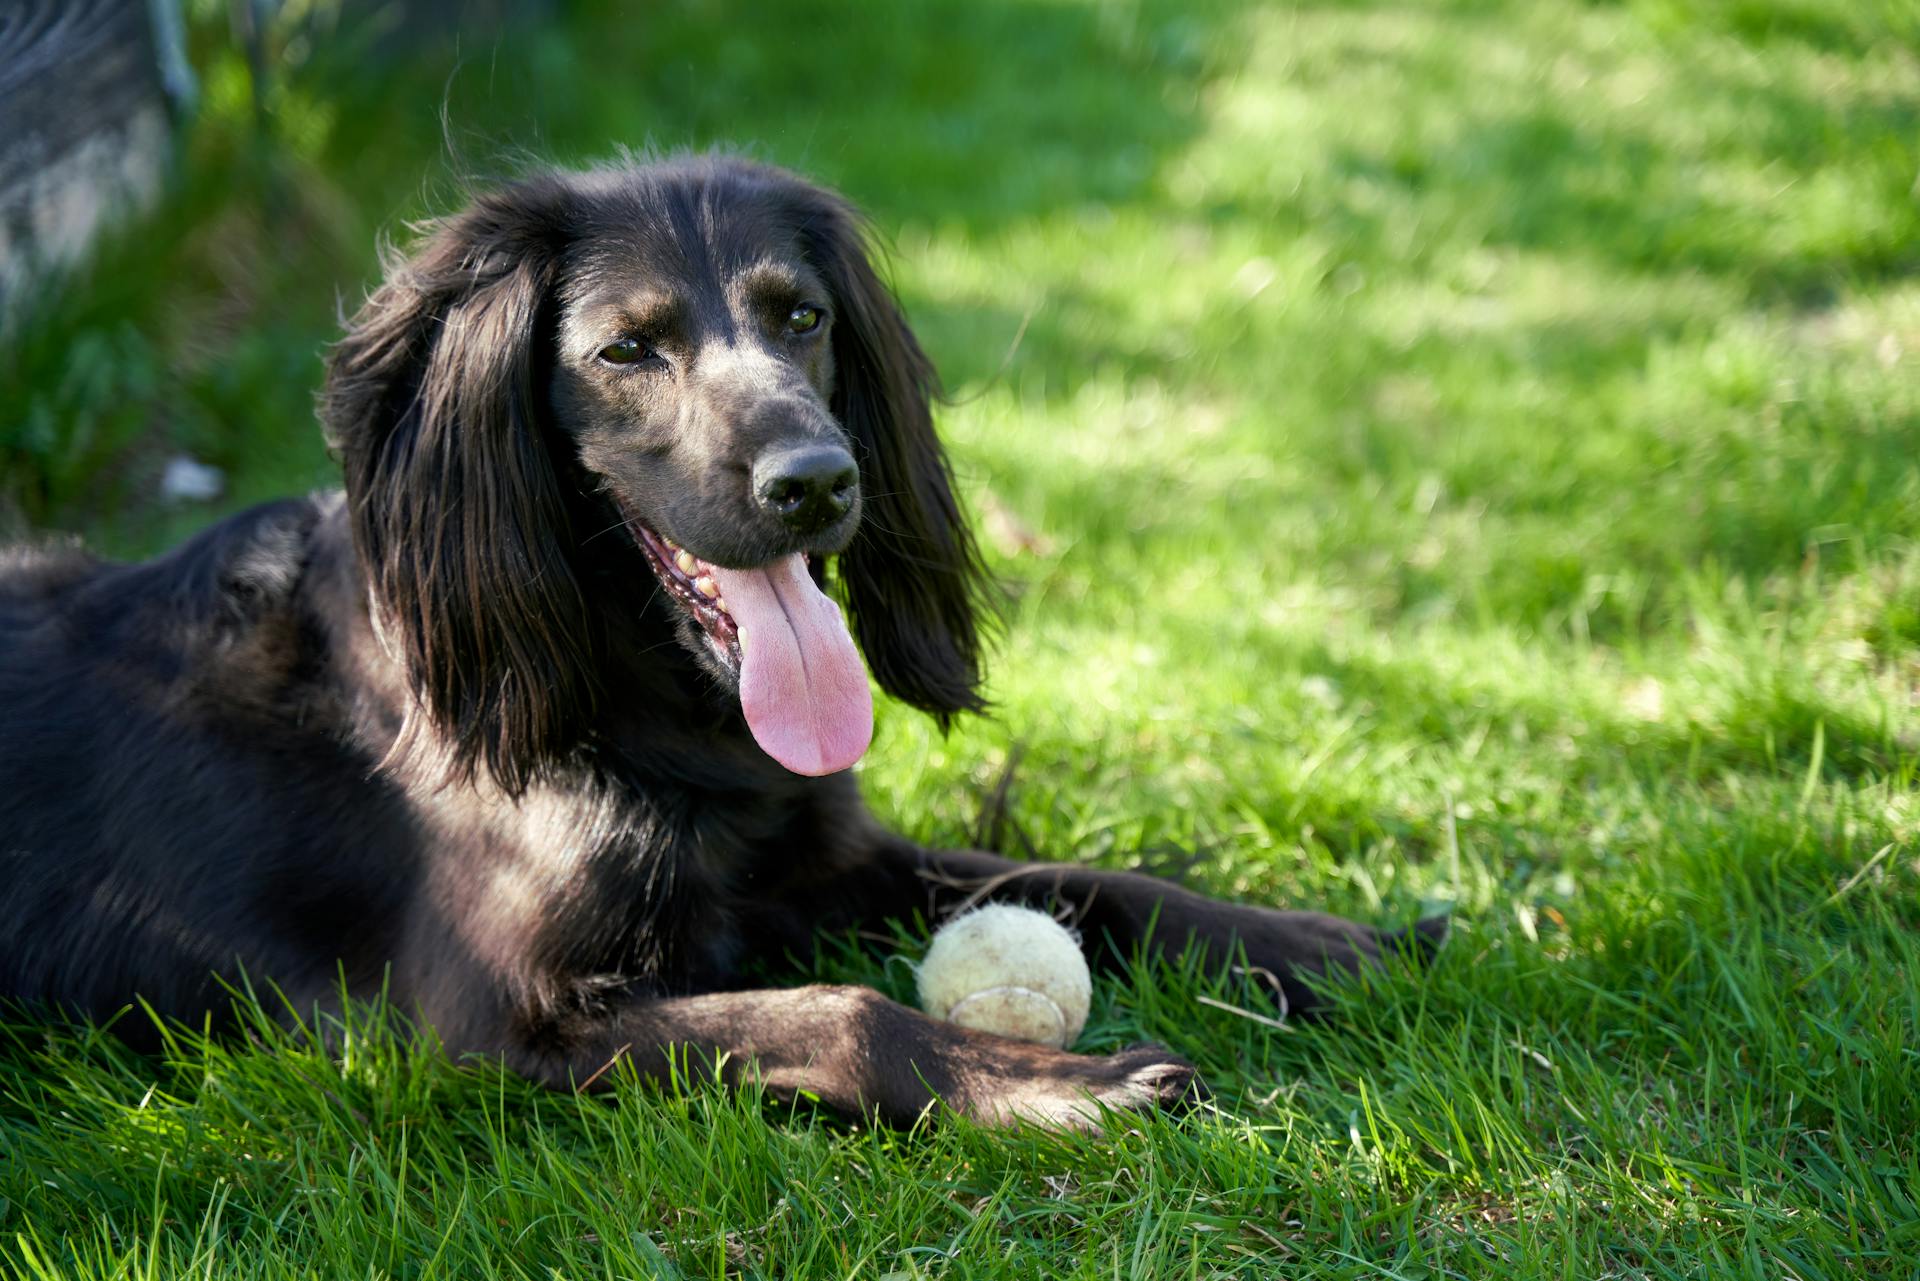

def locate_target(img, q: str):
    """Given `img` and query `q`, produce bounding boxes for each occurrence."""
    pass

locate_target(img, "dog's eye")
[786,305,823,335]
[598,338,651,365]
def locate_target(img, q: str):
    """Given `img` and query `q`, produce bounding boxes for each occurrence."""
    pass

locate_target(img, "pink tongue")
[706,556,873,775]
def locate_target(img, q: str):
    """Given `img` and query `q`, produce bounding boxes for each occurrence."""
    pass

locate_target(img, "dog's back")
[0,498,415,1038]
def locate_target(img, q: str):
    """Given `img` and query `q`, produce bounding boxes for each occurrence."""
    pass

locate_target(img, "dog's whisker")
[581,516,635,545]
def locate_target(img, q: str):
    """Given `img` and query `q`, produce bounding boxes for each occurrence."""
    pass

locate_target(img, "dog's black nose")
[752,444,858,534]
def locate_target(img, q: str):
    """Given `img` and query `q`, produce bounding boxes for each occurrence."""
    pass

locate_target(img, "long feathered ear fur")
[791,185,993,725]
[321,179,596,796]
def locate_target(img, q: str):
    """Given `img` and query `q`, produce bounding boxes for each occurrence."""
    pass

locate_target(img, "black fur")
[0,156,1438,1128]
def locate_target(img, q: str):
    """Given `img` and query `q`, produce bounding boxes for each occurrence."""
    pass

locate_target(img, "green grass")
[4,0,1919,1275]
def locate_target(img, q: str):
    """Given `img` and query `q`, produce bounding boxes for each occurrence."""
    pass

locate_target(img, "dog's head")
[322,156,989,791]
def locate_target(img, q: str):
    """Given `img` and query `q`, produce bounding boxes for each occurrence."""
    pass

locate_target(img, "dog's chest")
[440,772,803,996]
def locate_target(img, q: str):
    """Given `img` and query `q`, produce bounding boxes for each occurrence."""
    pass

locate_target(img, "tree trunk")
[0,0,172,313]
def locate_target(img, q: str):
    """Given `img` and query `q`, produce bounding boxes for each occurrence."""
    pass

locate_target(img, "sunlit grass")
[3,0,1918,1275]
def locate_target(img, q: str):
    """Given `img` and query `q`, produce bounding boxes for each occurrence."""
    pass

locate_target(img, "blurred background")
[6,4,1920,1271]
[7,1,1916,553]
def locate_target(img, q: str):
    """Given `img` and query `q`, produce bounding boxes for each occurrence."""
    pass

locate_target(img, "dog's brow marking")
[603,296,683,340]
[736,261,809,304]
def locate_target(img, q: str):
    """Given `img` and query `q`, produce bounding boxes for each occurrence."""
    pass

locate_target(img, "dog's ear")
[792,186,993,725]
[321,179,595,795]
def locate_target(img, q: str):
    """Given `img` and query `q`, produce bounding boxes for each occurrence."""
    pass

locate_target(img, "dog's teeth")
[674,550,697,575]
[736,625,748,652]
[715,598,728,615]
[694,575,719,598]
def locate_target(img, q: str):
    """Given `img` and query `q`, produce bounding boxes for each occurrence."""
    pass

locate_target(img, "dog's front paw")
[960,1041,1204,1131]
[1092,1042,1208,1115]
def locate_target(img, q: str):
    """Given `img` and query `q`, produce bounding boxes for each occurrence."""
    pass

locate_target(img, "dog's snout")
[752,444,858,534]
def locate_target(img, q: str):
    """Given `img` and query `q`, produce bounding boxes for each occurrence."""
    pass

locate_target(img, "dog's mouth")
[629,522,873,777]
[632,524,744,666]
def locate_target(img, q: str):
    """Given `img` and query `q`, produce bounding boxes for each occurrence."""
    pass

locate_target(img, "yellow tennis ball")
[916,904,1092,1049]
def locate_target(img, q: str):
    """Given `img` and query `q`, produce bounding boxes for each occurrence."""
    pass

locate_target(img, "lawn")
[3,0,1918,1276]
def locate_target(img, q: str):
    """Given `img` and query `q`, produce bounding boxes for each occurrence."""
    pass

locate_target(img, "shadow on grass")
[1312,15,1920,306]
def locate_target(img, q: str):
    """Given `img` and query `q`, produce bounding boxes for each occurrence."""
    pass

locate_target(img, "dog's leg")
[748,840,1445,1018]
[499,984,1197,1128]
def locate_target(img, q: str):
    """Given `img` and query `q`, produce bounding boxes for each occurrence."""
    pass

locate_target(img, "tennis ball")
[916,904,1092,1049]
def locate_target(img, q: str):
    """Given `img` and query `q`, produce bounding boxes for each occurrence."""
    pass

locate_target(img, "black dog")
[0,156,1440,1127]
